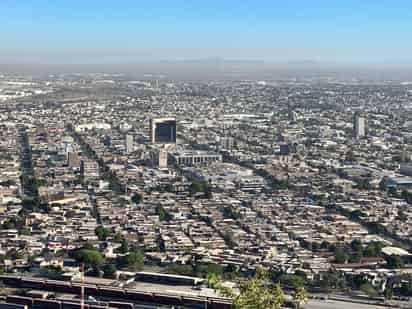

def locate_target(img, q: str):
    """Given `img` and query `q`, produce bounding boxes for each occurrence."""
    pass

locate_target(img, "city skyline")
[2,2,412,308]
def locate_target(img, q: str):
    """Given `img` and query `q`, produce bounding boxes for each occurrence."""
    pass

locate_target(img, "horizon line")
[2,58,412,67]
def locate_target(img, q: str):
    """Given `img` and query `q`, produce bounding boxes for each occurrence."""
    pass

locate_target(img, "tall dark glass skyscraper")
[150,118,177,144]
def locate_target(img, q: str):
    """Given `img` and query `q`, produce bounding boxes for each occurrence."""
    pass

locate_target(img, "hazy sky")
[2,0,412,64]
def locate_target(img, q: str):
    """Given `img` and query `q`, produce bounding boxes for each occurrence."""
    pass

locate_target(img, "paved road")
[305,299,386,309]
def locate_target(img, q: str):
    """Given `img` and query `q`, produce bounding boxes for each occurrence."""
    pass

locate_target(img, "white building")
[354,113,366,138]
[125,134,134,154]
[171,150,222,167]
[75,123,111,133]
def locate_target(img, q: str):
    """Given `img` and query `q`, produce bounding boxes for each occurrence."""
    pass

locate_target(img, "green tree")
[233,267,284,309]
[367,222,386,234]
[311,242,320,252]
[360,283,378,297]
[195,262,223,277]
[95,225,109,241]
[82,242,96,251]
[363,242,384,257]
[22,197,39,211]
[278,274,306,289]
[397,210,408,222]
[190,180,212,198]
[103,264,117,278]
[190,181,207,194]
[293,286,308,309]
[206,272,234,298]
[318,270,345,291]
[117,251,144,271]
[74,249,104,272]
[156,205,172,221]
[131,193,143,204]
[119,238,129,254]
[349,210,363,220]
[222,206,241,220]
[6,249,23,260]
[42,265,63,279]
[384,287,393,300]
[113,233,124,243]
[165,263,194,276]
[2,219,15,230]
[205,263,223,276]
[350,239,363,252]
[386,255,404,269]
[334,246,348,264]
[207,272,220,289]
[349,252,362,263]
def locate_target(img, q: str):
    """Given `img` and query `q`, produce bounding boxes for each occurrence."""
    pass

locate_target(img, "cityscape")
[3,1,412,309]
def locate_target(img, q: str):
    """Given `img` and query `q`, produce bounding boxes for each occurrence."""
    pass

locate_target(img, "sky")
[2,0,412,64]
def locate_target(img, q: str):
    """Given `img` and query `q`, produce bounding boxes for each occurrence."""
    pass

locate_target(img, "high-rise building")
[67,152,80,169]
[125,134,134,154]
[279,144,291,156]
[150,117,177,144]
[80,159,99,179]
[354,112,366,138]
[151,149,168,168]
[287,104,297,121]
[220,137,234,151]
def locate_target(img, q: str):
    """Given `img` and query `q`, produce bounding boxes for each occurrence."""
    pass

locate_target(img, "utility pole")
[81,263,85,309]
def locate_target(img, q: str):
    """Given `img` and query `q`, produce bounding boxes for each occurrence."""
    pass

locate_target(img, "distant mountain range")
[2,59,412,81]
